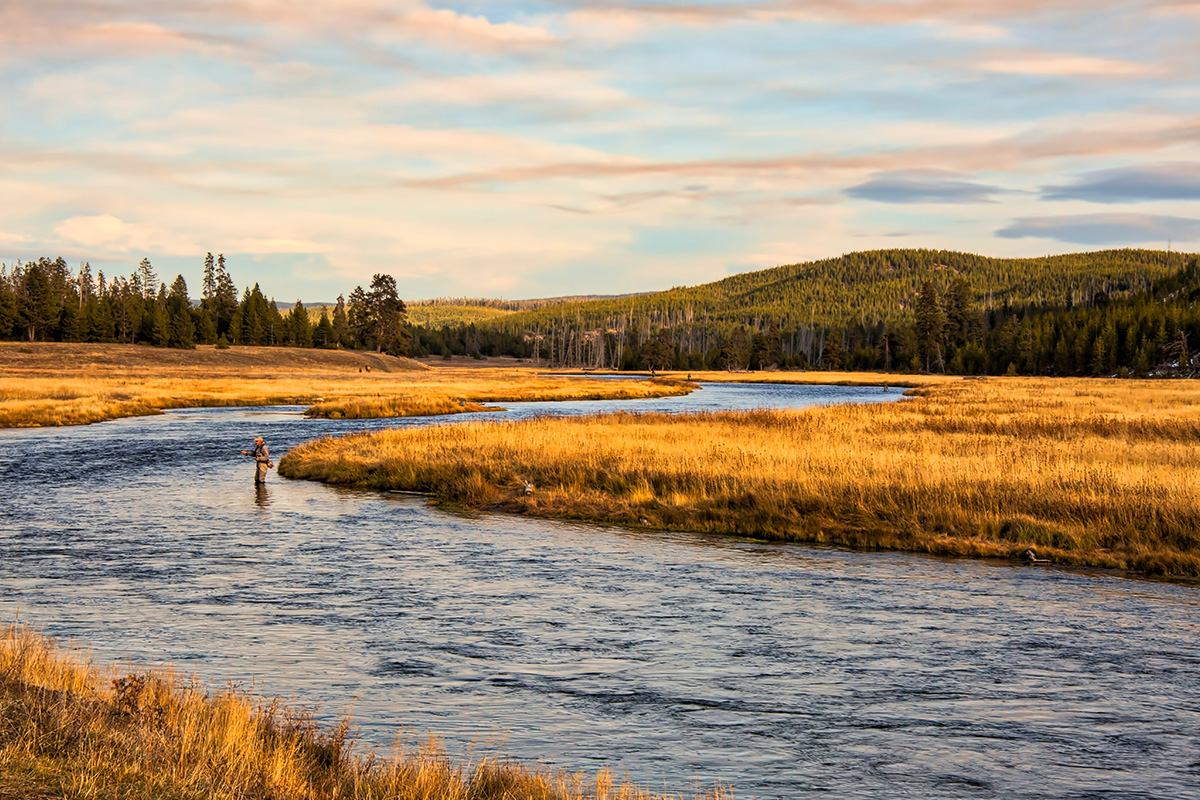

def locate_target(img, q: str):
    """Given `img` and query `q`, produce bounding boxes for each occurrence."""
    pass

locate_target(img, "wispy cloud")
[403,115,1200,190]
[1041,163,1200,202]
[555,0,1148,29]
[997,213,1200,244]
[846,170,1004,203]
[977,51,1164,78]
[2,0,1199,297]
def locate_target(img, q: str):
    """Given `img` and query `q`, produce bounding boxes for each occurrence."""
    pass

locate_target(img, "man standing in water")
[241,436,272,483]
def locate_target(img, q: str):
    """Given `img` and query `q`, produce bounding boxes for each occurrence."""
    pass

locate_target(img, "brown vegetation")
[0,343,692,428]
[555,369,951,388]
[280,377,1200,579]
[0,622,726,800]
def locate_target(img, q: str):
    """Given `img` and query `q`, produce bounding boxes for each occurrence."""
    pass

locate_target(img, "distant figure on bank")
[241,436,273,483]
[1021,547,1046,565]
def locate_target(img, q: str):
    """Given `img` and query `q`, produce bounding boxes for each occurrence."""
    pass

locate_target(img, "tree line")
[406,255,1200,378]
[0,255,411,355]
[6,248,1200,378]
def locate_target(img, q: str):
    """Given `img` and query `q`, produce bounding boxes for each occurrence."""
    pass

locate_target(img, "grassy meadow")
[560,369,950,389]
[0,343,692,428]
[0,623,727,800]
[405,304,515,327]
[280,377,1200,579]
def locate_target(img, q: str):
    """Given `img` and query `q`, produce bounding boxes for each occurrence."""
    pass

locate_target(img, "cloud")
[845,170,1003,203]
[366,70,635,120]
[234,238,323,254]
[556,0,1160,31]
[977,52,1164,78]
[0,0,556,63]
[996,213,1200,245]
[53,213,197,255]
[405,114,1200,190]
[1041,163,1200,203]
[398,6,556,48]
[54,214,146,251]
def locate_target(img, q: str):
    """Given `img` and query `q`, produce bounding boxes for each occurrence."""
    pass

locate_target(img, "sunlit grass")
[0,622,728,800]
[280,377,1200,579]
[0,343,692,427]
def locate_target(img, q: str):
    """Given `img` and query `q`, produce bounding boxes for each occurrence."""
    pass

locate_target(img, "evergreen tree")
[59,300,83,342]
[19,262,57,341]
[202,253,216,300]
[332,294,350,348]
[167,275,195,348]
[151,284,170,346]
[78,262,94,306]
[915,280,945,372]
[0,282,18,338]
[367,274,411,355]
[213,254,238,337]
[347,285,369,348]
[823,330,843,370]
[287,300,312,347]
[137,257,159,299]
[313,310,336,349]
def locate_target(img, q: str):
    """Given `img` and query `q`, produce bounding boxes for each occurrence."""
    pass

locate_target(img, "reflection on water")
[254,482,271,510]
[2,383,1199,799]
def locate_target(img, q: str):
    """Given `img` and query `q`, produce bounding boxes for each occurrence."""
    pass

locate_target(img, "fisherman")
[241,436,273,483]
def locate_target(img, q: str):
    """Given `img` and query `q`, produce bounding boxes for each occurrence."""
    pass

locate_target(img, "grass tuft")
[280,377,1200,579]
[0,623,728,800]
[0,343,692,428]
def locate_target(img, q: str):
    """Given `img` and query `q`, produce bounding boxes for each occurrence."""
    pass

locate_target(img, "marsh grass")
[0,623,728,800]
[304,377,694,420]
[0,343,691,428]
[280,377,1200,579]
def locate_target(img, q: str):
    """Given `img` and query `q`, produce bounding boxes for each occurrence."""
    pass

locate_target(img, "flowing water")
[2,382,1198,799]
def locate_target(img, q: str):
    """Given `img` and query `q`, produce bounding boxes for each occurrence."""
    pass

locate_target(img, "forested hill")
[482,249,1187,336]
[405,248,1196,370]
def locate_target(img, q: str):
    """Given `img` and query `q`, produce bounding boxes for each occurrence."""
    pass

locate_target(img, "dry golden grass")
[0,343,692,428]
[0,622,728,800]
[304,377,694,419]
[280,377,1200,579]
[559,369,952,389]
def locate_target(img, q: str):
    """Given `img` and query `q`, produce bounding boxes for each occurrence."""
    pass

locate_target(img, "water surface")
[2,383,1198,799]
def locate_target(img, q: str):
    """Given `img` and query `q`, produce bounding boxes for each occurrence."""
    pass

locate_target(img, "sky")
[2,0,1199,302]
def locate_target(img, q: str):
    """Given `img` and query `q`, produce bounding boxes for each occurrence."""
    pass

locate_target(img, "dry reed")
[0,344,691,428]
[0,622,728,800]
[280,377,1200,579]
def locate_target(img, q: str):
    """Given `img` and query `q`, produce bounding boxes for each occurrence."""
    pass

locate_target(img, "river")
[1,382,1198,799]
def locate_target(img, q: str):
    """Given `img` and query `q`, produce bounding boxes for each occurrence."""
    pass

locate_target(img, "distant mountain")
[476,248,1191,335]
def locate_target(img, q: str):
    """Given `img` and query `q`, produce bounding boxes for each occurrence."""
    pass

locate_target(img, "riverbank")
[0,622,726,800]
[280,377,1200,579]
[0,343,692,427]
[552,368,953,389]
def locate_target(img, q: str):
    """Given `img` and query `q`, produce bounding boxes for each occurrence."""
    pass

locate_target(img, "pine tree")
[137,257,158,299]
[78,262,94,306]
[167,275,195,348]
[914,280,945,372]
[288,300,312,347]
[214,254,238,337]
[332,294,350,348]
[19,262,57,341]
[202,253,216,300]
[314,310,336,349]
[364,274,410,355]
